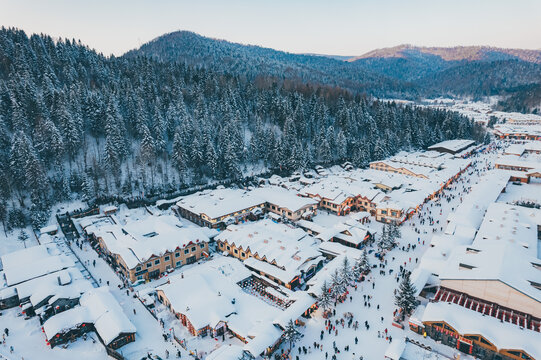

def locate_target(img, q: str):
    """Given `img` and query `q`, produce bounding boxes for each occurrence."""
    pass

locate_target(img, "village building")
[0,239,94,317]
[494,124,541,141]
[428,139,475,155]
[296,219,374,249]
[435,202,541,329]
[251,186,318,221]
[215,219,324,289]
[1,243,75,288]
[445,170,511,235]
[409,302,540,360]
[301,176,383,216]
[369,160,431,179]
[18,267,93,321]
[81,214,214,283]
[505,114,541,126]
[174,188,266,228]
[437,243,541,328]
[43,287,136,350]
[39,224,58,236]
[495,146,541,183]
[302,182,356,216]
[156,257,315,358]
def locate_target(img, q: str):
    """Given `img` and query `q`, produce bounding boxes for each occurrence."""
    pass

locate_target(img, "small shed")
[102,205,118,216]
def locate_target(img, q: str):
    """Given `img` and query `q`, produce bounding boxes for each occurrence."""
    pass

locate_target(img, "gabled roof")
[440,242,541,303]
[176,188,265,219]
[43,287,135,346]
[422,302,541,360]
[1,244,75,286]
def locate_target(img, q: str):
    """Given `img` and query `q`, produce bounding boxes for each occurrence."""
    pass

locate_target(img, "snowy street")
[276,149,498,360]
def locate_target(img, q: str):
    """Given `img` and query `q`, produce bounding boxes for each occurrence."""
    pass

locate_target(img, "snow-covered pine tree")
[377,224,389,253]
[139,125,156,166]
[340,256,354,286]
[330,268,345,299]
[353,248,370,280]
[172,131,187,179]
[390,222,401,241]
[18,229,28,248]
[318,280,333,313]
[283,319,302,352]
[394,272,417,316]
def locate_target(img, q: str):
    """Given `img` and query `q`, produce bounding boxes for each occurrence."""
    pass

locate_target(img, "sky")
[1,0,540,57]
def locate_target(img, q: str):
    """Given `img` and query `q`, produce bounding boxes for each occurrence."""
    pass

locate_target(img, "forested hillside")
[128,32,541,111]
[124,30,409,97]
[0,27,485,229]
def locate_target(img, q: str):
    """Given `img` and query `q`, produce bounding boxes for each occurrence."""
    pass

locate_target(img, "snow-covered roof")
[439,242,541,303]
[206,345,244,360]
[102,205,118,213]
[318,241,364,261]
[422,302,541,360]
[384,337,406,360]
[39,224,58,235]
[19,267,92,308]
[157,257,270,331]
[409,268,432,297]
[251,186,318,213]
[389,150,449,169]
[428,139,475,153]
[242,323,283,358]
[446,170,510,233]
[474,202,541,256]
[43,287,135,346]
[85,214,212,269]
[1,244,75,286]
[495,154,541,170]
[176,188,265,220]
[494,124,541,136]
[306,255,347,297]
[157,256,313,354]
[371,159,434,178]
[216,220,322,282]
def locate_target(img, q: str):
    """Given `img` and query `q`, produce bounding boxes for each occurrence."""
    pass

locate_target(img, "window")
[219,243,224,248]
[191,246,196,252]
[175,252,180,258]
[479,337,492,346]
[146,262,152,268]
[136,266,142,271]
[164,256,170,261]
[234,249,238,254]
[137,275,143,280]
[241,252,246,257]
[529,280,541,291]
[154,259,160,265]
[175,260,182,267]
[200,243,205,249]
[184,249,189,254]
[226,246,231,251]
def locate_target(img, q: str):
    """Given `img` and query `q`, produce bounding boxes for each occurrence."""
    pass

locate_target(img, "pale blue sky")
[1,0,539,56]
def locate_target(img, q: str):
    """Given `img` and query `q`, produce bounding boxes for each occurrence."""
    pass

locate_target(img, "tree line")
[0,27,486,229]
